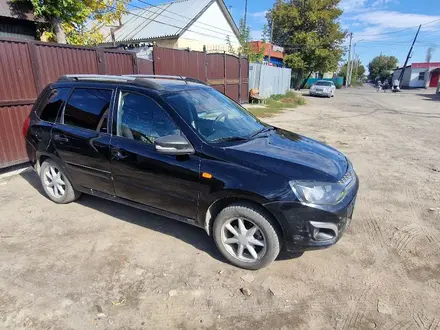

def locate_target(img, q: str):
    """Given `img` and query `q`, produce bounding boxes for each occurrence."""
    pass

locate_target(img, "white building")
[392,62,440,88]
[99,0,241,53]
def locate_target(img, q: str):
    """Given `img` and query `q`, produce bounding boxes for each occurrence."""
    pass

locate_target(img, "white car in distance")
[309,80,336,98]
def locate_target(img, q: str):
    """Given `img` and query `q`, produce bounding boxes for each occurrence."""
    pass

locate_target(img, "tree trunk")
[294,69,304,90]
[299,71,313,89]
[52,18,66,44]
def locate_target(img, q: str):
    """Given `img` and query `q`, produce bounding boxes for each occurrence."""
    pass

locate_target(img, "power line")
[353,17,440,37]
[420,17,440,27]
[358,27,415,37]
[125,2,230,40]
[104,4,233,43]
[135,0,236,35]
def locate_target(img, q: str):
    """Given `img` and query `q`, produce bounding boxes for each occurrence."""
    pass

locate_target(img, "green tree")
[368,55,398,81]
[356,64,366,79]
[12,0,127,44]
[338,61,366,84]
[269,0,346,88]
[237,18,265,62]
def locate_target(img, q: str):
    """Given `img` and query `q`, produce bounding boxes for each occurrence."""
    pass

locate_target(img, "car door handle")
[111,147,129,160]
[53,134,69,143]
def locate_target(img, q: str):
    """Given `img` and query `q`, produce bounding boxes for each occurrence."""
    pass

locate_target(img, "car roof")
[52,74,208,94]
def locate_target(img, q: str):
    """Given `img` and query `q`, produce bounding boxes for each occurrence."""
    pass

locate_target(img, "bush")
[268,94,285,101]
[335,83,342,89]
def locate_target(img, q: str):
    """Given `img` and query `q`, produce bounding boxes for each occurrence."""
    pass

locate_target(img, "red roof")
[248,41,284,60]
[412,62,440,68]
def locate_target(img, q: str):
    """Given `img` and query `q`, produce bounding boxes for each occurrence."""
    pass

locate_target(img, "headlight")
[289,181,347,205]
[289,165,355,205]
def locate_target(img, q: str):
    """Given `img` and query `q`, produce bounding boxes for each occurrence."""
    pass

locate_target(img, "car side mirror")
[154,134,195,155]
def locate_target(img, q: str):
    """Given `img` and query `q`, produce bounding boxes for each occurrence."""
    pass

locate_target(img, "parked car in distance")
[23,74,358,270]
[309,80,336,97]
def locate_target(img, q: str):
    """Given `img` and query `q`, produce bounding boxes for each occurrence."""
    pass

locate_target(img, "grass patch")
[247,91,305,117]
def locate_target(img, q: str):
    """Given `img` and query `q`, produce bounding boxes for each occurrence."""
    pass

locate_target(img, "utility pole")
[243,0,248,28]
[398,24,421,88]
[345,32,353,87]
[348,41,357,85]
[349,40,363,85]
[267,15,274,64]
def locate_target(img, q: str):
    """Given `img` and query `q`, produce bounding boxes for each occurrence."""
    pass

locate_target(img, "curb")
[0,166,33,181]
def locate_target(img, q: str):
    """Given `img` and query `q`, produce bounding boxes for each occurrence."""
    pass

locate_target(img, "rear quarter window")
[37,88,71,123]
[63,88,113,131]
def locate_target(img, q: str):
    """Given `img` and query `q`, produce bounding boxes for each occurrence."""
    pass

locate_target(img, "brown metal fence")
[153,48,249,104]
[0,37,249,168]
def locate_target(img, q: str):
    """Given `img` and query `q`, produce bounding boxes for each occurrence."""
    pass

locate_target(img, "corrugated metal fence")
[153,47,248,104]
[249,63,292,97]
[0,37,149,168]
[0,37,249,168]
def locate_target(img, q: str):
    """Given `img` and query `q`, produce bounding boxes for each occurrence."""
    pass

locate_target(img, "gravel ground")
[1,86,439,329]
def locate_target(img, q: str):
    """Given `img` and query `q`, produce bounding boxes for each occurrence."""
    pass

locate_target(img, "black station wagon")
[23,74,358,270]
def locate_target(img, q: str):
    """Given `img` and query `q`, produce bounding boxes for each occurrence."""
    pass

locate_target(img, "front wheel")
[213,203,281,270]
[40,159,81,204]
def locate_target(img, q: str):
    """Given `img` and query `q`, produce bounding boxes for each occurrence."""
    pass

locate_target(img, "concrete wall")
[408,67,429,88]
[179,1,240,52]
[155,39,179,49]
[392,67,415,87]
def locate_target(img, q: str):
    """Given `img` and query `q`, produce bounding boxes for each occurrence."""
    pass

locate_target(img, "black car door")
[109,88,200,220]
[52,87,115,195]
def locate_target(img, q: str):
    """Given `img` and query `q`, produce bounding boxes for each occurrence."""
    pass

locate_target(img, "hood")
[225,128,348,182]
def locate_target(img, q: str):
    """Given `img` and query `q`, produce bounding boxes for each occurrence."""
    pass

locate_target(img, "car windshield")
[164,88,265,142]
[315,81,332,86]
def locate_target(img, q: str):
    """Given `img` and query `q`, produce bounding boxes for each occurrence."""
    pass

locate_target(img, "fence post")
[96,49,106,74]
[203,45,208,83]
[132,53,139,74]
[27,41,42,93]
[238,53,242,103]
[152,46,156,75]
[223,51,227,93]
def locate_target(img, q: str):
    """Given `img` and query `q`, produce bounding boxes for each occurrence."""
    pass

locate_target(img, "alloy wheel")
[220,218,267,263]
[43,165,66,198]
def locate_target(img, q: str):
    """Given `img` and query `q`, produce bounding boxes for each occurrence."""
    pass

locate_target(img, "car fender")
[201,189,272,236]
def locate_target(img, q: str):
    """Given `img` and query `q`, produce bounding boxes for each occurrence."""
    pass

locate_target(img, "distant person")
[393,79,400,92]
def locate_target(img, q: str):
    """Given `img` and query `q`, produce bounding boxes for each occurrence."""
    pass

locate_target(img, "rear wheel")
[213,203,281,270]
[40,159,81,204]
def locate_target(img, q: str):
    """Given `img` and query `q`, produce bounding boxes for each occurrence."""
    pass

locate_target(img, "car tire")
[40,159,81,204]
[213,202,281,270]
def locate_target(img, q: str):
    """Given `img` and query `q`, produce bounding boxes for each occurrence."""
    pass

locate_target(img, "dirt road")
[1,86,439,329]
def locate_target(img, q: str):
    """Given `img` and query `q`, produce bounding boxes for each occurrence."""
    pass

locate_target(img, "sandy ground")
[1,86,440,330]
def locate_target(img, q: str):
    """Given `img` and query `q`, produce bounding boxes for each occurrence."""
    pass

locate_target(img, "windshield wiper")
[211,136,249,143]
[250,125,275,138]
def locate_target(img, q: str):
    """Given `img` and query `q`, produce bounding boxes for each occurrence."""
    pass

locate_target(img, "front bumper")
[264,179,358,252]
[309,90,331,97]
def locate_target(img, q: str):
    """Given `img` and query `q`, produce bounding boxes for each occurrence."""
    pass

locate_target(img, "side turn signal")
[202,172,213,179]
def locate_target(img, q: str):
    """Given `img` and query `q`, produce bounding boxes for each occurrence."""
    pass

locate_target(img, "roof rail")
[125,74,207,85]
[59,74,135,82]
[57,74,164,90]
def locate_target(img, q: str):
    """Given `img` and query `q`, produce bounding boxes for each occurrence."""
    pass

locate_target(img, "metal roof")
[0,0,40,21]
[106,0,213,43]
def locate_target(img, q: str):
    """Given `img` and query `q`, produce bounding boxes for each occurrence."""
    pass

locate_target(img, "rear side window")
[37,88,70,123]
[63,88,112,131]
